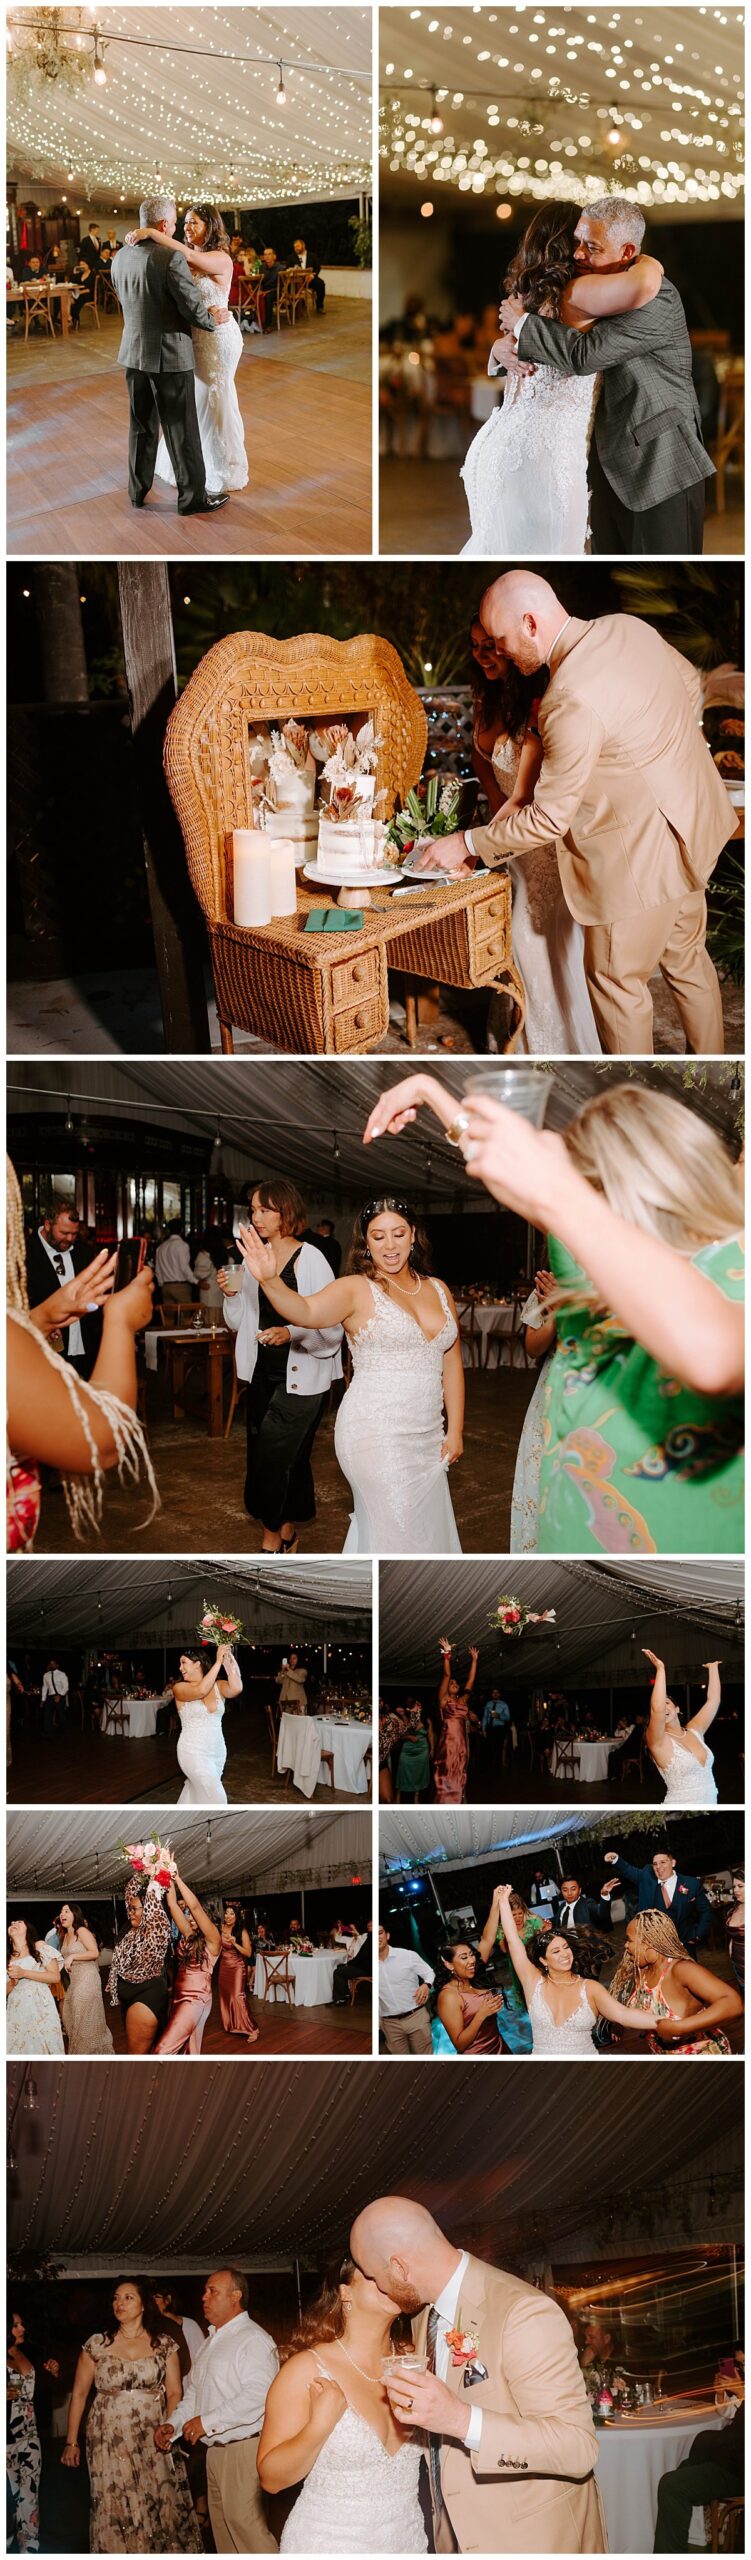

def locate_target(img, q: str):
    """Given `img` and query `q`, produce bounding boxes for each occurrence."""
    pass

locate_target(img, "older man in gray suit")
[111,196,229,516]
[496,196,713,556]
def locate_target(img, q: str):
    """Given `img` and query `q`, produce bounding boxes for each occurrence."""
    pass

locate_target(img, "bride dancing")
[461,200,662,557]
[257,2254,426,2551]
[469,619,599,1055]
[168,1643,242,1804]
[643,1649,721,1806]
[128,203,248,493]
[491,1884,655,2058]
[237,1198,463,1555]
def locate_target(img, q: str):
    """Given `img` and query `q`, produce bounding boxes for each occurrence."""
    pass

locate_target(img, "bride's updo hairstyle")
[251,1178,308,1238]
[504,199,580,314]
[185,202,231,253]
[347,1196,432,1280]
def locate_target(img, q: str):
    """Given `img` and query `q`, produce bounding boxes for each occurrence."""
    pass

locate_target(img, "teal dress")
[536,1233,744,1556]
[396,1710,431,1795]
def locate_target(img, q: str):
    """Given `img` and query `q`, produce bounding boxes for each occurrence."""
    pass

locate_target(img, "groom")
[494,196,713,555]
[351,2196,604,2552]
[111,197,229,516]
[416,571,735,1054]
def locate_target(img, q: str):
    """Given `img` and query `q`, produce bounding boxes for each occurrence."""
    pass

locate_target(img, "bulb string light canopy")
[379,5,744,213]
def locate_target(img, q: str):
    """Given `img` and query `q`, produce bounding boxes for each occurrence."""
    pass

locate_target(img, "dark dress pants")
[654,2436,743,2553]
[125,367,207,511]
[589,439,706,554]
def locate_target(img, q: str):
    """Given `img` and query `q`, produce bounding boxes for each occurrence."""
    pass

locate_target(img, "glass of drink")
[464,1065,553,1127]
[381,2351,428,2391]
[221,1266,244,1295]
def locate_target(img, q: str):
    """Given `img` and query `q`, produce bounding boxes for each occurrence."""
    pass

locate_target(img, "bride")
[237,1198,463,1556]
[461,201,662,556]
[167,1643,243,1804]
[643,1649,721,1807]
[257,2253,427,2551]
[491,1884,655,2058]
[469,618,600,1055]
[128,202,248,493]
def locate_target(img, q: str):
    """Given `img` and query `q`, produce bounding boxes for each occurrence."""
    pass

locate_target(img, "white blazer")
[222,1242,343,1397]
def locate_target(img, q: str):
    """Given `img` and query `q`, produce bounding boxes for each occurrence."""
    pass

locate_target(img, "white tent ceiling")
[6,1556,373,1649]
[8,7,372,208]
[378,1558,744,1684]
[7,1808,371,1900]
[380,3,744,220]
[7,1060,742,1210]
[379,1804,736,1876]
[7,2059,741,2271]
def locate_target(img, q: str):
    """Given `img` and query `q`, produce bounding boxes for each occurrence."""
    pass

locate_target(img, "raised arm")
[8,1264,153,1473]
[169,1873,221,1958]
[494,1886,538,2000]
[237,1224,355,1332]
[464,1642,479,1696]
[174,1646,230,1704]
[560,254,663,321]
[642,1649,674,1756]
[218,1653,243,1701]
[688,1662,722,1734]
[257,2357,347,2494]
[437,1639,453,1709]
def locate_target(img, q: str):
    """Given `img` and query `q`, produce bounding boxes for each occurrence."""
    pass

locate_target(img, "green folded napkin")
[303,907,365,933]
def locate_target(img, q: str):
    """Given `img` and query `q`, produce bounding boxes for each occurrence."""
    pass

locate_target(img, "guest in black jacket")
[26,1203,103,1378]
[654,2347,744,2551]
[600,1850,712,1952]
[303,1218,341,1276]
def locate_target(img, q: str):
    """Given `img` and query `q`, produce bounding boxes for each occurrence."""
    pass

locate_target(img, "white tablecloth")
[102,1697,160,1738]
[144,1324,227,1372]
[253,1950,338,2007]
[597,2409,726,2552]
[277,1712,371,1799]
[549,1736,621,1785]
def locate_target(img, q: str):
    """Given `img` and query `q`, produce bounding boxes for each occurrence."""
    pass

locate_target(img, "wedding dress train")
[461,366,597,556]
[334,1280,462,1555]
[489,736,601,1056]
[156,272,248,494]
[176,1697,228,1804]
[280,2392,426,2553]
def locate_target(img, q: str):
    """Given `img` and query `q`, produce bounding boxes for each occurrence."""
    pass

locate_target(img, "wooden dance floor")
[107,1975,372,2057]
[7,300,372,555]
[7,1723,371,1808]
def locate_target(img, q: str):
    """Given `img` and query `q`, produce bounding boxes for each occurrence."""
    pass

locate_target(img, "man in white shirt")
[378,1924,434,2055]
[155,2267,279,2551]
[350,2197,602,2553]
[41,1660,69,1735]
[155,1222,196,1306]
[153,2285,206,2372]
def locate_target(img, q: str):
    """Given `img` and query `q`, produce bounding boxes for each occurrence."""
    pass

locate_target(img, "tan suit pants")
[583,891,724,1055]
[206,2437,278,2553]
[381,2006,433,2055]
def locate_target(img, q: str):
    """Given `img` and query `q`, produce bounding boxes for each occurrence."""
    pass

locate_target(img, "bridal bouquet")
[489,1595,557,1638]
[120,1835,177,1888]
[198,1601,244,1649]
[383,771,462,867]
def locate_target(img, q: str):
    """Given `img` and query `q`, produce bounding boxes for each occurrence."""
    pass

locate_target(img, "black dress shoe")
[179,490,230,514]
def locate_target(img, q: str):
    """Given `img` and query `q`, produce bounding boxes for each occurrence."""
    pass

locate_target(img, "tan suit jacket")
[414,2255,606,2553]
[471,616,734,926]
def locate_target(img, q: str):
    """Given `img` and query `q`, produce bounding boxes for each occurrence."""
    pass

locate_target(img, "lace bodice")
[528,1977,597,2056]
[176,1691,228,1804]
[190,269,243,382]
[178,1693,226,1754]
[335,1279,461,1554]
[349,1279,456,1380]
[658,1736,718,1807]
[461,365,597,557]
[280,2402,427,2553]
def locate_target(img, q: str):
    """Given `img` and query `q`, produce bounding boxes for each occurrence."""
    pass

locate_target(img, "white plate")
[400,853,455,885]
[302,859,398,890]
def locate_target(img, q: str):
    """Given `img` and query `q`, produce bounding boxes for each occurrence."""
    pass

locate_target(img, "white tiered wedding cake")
[315,719,386,875]
[252,721,318,862]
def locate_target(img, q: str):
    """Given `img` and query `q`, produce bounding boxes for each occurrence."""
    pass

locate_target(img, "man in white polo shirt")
[155,2266,279,2551]
[378,1923,434,2056]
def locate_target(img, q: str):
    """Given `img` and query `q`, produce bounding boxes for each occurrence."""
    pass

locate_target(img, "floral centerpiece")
[383,771,462,869]
[119,1834,177,1889]
[312,721,386,872]
[198,1602,244,1652]
[489,1596,557,1638]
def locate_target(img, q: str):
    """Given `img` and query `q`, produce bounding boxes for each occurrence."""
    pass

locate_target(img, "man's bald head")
[350,2195,460,2313]
[479,571,567,673]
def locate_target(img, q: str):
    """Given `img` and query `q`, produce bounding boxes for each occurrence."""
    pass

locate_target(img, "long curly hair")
[347,1197,433,1280]
[103,2279,163,2345]
[525,1929,584,1979]
[504,200,580,314]
[185,202,231,254]
[609,1910,685,2002]
[469,635,547,741]
[284,2253,412,2359]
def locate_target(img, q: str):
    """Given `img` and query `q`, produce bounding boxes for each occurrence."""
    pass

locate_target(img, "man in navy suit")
[600,1849,711,1952]
[552,1876,610,1977]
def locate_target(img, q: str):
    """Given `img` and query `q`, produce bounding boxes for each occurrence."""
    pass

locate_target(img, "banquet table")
[549,1736,622,1785]
[143,1325,233,1437]
[253,1949,337,2007]
[102,1697,160,1739]
[596,2407,726,2552]
[277,1711,372,1799]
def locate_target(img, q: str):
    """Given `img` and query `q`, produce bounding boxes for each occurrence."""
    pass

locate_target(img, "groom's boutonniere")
[445,2325,488,2389]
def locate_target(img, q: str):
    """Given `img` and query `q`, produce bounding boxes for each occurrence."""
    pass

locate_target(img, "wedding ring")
[403,2395,414,2410]
[445,1110,470,1147]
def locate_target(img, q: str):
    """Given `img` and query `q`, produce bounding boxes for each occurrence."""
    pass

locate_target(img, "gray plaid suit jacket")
[111,241,215,373]
[518,278,714,512]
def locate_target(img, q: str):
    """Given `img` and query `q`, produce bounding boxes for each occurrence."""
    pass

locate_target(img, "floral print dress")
[537,1234,744,1555]
[625,1964,732,2058]
[434,1695,472,1803]
[84,2333,202,2553]
[7,2360,41,2552]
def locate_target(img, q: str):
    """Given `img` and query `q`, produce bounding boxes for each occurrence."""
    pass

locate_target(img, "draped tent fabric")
[7,1060,741,1213]
[380,1807,598,1875]
[7,1810,371,1902]
[378,1558,744,1686]
[7,2062,741,2273]
[6,1556,373,1650]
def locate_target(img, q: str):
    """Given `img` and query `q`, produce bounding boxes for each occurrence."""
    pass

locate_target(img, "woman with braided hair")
[237,1195,464,1555]
[608,1909,742,2054]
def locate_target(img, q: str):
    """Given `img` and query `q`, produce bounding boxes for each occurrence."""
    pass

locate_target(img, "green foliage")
[610,565,742,668]
[348,213,372,268]
[706,844,745,985]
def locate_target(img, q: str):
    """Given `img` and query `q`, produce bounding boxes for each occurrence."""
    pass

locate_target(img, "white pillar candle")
[268,836,298,918]
[231,829,271,928]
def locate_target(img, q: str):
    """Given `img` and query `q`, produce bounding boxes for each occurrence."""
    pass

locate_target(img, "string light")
[275,59,287,108]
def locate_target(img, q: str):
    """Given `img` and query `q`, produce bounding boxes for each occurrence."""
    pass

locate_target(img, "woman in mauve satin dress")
[154,1870,221,2056]
[217,1902,260,2044]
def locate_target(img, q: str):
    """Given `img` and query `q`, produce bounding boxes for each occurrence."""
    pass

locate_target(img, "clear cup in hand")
[221,1266,244,1295]
[381,2350,428,2393]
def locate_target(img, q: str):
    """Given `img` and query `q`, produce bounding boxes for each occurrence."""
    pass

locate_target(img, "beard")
[386,2278,426,2316]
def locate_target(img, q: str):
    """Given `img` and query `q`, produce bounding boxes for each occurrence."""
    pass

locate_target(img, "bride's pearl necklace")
[340,2339,384,2386]
[386,1270,422,1300]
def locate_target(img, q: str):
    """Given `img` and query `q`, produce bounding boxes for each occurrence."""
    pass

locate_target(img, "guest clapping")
[156,2269,279,2554]
[62,2280,201,2552]
[223,1180,342,1555]
[437,1941,508,2054]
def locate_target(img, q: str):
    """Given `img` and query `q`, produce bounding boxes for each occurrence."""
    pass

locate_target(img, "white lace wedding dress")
[528,1978,598,2057]
[280,2392,427,2553]
[489,736,600,1055]
[156,271,248,495]
[654,1736,718,1808]
[176,1696,228,1804]
[461,365,597,555]
[335,1280,462,1556]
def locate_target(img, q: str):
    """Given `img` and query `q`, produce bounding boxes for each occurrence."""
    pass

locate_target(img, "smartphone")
[114,1236,148,1292]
